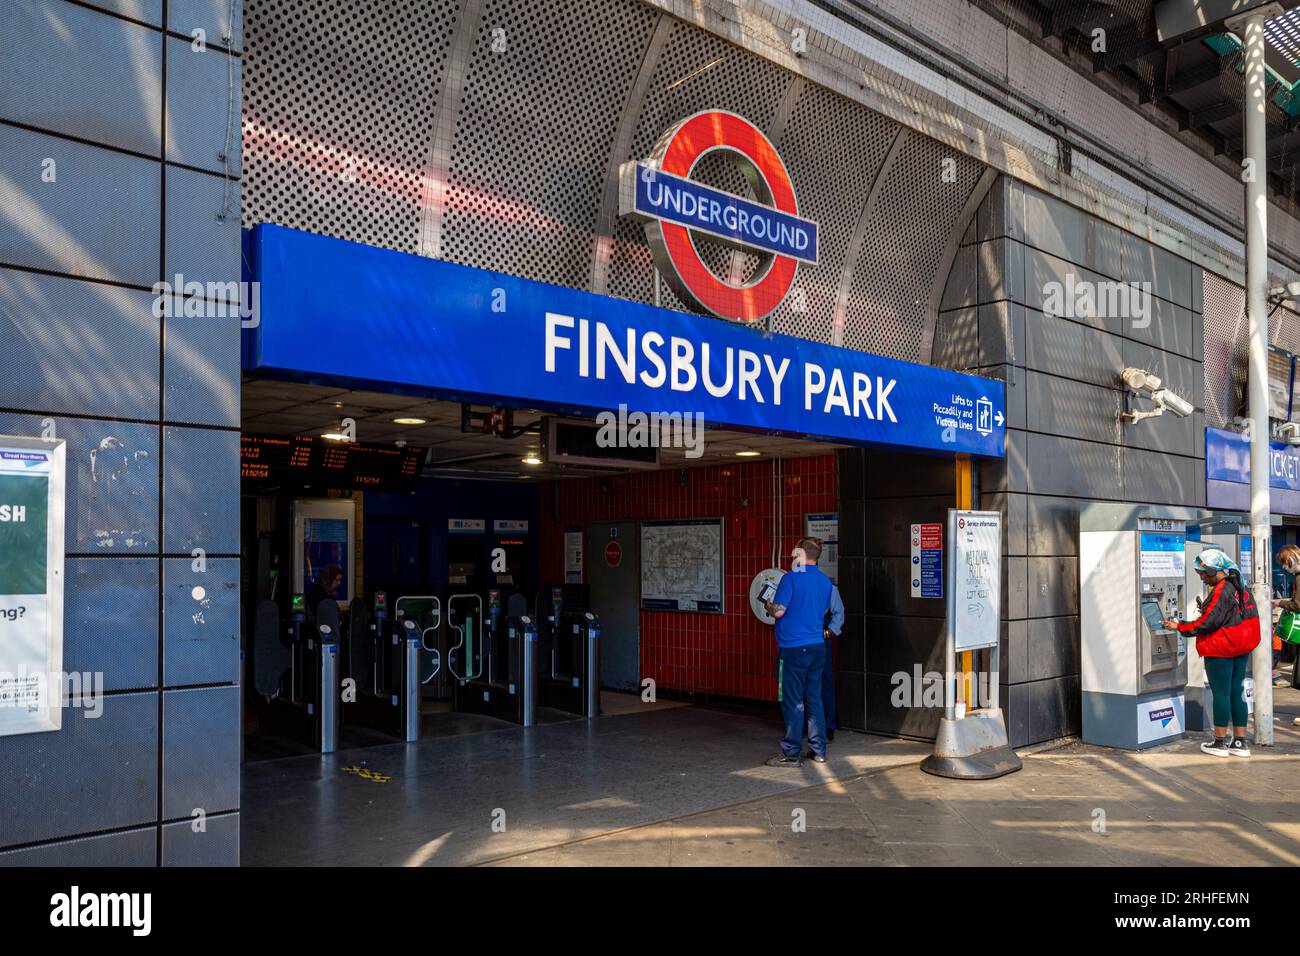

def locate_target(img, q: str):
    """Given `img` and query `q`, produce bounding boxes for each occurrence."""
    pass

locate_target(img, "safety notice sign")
[910,523,943,598]
[0,437,65,737]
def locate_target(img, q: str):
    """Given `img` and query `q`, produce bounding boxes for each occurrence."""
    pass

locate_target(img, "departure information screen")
[241,434,423,491]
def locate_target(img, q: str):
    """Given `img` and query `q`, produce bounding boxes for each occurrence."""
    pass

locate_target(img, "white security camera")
[1269,280,1300,299]
[1119,367,1194,423]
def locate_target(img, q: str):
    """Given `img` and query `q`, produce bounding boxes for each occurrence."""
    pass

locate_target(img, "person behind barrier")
[763,537,832,767]
[1163,548,1261,758]
[306,564,343,621]
[1272,545,1300,709]
[822,583,845,742]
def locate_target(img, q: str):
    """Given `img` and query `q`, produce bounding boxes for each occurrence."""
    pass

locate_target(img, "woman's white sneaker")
[1200,737,1231,757]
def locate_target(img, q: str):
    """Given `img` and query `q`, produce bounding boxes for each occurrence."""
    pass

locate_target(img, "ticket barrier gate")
[251,593,340,753]
[344,592,426,742]
[537,593,601,719]
[448,590,536,725]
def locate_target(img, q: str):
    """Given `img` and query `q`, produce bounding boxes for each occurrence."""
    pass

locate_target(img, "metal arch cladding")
[647,111,800,324]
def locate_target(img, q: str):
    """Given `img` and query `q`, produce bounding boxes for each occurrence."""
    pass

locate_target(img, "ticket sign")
[948,510,1000,652]
[0,438,65,737]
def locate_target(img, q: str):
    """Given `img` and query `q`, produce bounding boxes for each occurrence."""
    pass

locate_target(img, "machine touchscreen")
[1141,600,1166,633]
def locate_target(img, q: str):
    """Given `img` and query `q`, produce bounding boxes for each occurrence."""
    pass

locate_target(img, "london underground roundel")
[619,111,818,324]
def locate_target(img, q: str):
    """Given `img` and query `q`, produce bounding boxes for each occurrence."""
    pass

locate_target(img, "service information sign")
[0,438,65,737]
[948,510,1000,652]
[564,528,583,583]
[804,513,838,583]
[910,522,943,599]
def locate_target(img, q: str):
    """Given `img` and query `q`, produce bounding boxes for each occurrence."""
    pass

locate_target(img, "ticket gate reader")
[538,608,601,718]
[394,595,443,701]
[1081,505,1190,749]
[450,589,536,725]
[343,592,423,742]
[250,593,341,753]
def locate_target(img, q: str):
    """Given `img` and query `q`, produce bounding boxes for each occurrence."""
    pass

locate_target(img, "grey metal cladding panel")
[1122,231,1193,310]
[940,244,977,311]
[1121,391,1197,456]
[0,0,161,157]
[863,556,955,617]
[1021,188,1087,266]
[166,38,242,175]
[1126,298,1194,359]
[978,428,1027,494]
[1121,447,1198,506]
[1024,371,1121,445]
[932,307,978,370]
[1023,248,1123,337]
[162,812,238,866]
[864,673,940,739]
[978,238,1024,307]
[983,491,1027,556]
[164,309,241,427]
[1004,681,1029,748]
[80,0,162,23]
[1002,619,1027,684]
[165,167,241,301]
[0,692,158,848]
[1026,495,1088,556]
[164,557,239,685]
[1003,555,1027,620]
[1027,557,1078,618]
[162,686,239,817]
[1022,307,1125,388]
[0,269,160,420]
[1029,675,1081,742]
[170,0,245,53]
[1024,433,1121,499]
[0,826,156,867]
[1026,616,1079,682]
[861,494,951,557]
[65,557,158,691]
[163,426,238,553]
[985,363,1026,431]
[862,448,955,498]
[861,614,946,677]
[978,301,1024,367]
[0,126,160,288]
[0,413,158,553]
[438,0,656,291]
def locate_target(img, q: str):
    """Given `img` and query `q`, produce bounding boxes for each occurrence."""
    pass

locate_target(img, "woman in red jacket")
[1163,548,1260,758]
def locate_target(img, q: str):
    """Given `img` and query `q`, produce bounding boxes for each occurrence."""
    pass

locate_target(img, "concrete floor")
[242,686,1300,867]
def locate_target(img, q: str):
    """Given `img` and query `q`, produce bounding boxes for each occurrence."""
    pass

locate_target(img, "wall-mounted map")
[640,518,723,613]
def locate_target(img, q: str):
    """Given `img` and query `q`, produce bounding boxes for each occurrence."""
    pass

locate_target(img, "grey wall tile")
[164,306,241,426]
[1027,616,1079,682]
[169,0,244,53]
[162,686,239,818]
[1024,371,1121,444]
[0,0,162,156]
[1027,556,1078,617]
[163,557,240,685]
[161,811,238,866]
[0,826,156,866]
[0,125,160,287]
[166,37,242,174]
[65,557,158,691]
[0,269,159,420]
[0,692,158,848]
[165,167,241,300]
[163,425,239,553]
[1025,432,1122,499]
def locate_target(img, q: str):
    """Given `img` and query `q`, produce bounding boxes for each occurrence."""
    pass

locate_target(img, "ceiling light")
[393,417,427,425]
[735,450,761,457]
[521,454,543,465]
[321,431,347,441]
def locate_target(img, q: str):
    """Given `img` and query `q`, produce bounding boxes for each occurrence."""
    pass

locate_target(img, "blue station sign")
[243,225,1006,458]
[1206,426,1300,514]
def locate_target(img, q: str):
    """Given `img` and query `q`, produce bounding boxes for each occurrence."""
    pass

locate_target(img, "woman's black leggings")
[1204,652,1251,731]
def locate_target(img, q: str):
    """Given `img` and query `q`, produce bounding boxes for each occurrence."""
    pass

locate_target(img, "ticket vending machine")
[1184,517,1251,732]
[1081,505,1190,750]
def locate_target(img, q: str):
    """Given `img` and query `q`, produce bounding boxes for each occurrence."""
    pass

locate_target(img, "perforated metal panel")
[845,136,984,361]
[241,0,460,252]
[435,0,657,288]
[1202,270,1247,427]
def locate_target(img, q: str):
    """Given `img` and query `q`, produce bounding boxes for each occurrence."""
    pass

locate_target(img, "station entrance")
[239,386,858,761]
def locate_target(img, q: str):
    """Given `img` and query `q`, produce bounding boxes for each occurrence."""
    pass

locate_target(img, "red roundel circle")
[650,111,800,323]
[605,541,623,568]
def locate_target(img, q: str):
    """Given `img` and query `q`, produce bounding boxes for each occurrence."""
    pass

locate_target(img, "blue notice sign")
[244,225,1006,458]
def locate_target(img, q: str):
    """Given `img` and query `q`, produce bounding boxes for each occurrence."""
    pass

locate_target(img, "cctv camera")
[1120,367,1161,392]
[1271,280,1300,299]
[1276,422,1300,446]
[1152,388,1194,418]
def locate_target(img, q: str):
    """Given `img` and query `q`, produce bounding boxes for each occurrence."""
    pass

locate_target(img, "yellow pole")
[955,455,974,708]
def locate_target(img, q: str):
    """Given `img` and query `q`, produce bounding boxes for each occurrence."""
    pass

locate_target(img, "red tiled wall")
[538,454,837,702]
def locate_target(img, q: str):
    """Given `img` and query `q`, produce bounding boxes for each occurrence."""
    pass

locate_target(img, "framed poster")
[640,518,723,612]
[0,437,65,737]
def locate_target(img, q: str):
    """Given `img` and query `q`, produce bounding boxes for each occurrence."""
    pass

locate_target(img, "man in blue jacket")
[764,537,833,766]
